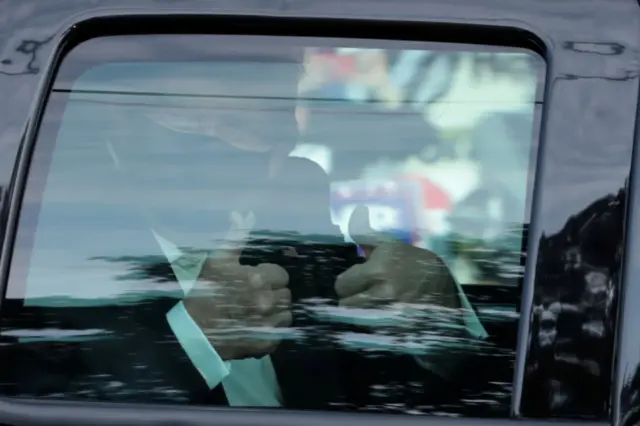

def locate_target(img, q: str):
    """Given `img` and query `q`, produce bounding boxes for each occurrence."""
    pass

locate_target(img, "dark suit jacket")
[0,157,463,413]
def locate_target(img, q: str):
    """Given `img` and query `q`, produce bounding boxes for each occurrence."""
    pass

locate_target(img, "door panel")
[0,0,637,424]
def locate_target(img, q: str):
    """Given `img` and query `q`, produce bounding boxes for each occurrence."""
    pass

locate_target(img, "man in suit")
[2,45,487,411]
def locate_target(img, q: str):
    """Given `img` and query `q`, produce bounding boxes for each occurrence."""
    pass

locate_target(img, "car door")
[0,1,637,426]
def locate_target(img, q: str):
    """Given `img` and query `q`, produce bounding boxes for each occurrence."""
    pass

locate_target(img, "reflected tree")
[91,253,180,284]
[522,188,624,417]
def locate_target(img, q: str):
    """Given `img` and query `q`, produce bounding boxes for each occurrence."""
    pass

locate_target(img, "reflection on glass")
[0,35,543,417]
[296,48,537,287]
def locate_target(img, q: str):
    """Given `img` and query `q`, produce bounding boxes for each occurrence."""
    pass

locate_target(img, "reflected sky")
[8,47,540,305]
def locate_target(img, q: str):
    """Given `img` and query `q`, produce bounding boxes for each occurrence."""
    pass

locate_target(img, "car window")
[0,34,544,417]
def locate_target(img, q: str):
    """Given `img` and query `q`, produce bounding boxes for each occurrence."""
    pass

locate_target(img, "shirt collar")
[152,230,184,263]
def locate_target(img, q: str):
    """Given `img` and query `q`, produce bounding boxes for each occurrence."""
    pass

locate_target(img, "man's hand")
[183,213,292,361]
[336,205,461,311]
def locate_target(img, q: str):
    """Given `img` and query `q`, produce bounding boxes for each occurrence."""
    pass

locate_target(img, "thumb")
[209,210,256,267]
[348,204,380,258]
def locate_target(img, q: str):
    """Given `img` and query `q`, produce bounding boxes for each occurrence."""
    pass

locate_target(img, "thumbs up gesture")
[183,212,292,361]
[335,205,461,312]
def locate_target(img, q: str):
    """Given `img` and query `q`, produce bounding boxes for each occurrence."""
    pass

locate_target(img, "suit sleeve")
[413,277,488,378]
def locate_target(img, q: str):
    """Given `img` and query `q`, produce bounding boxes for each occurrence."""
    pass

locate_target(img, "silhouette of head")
[105,47,304,246]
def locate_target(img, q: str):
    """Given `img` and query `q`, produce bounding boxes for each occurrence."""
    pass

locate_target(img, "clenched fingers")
[251,288,292,315]
[335,262,383,299]
[339,282,396,308]
[255,263,289,290]
[242,309,293,357]
[271,288,292,311]
[267,309,293,328]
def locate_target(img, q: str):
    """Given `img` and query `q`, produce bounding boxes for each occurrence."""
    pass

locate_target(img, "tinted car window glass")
[0,35,544,417]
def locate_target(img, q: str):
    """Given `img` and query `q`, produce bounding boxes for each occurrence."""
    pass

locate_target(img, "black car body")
[0,0,638,425]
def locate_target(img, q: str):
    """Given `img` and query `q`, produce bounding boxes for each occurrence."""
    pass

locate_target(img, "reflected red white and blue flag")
[330,179,422,245]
